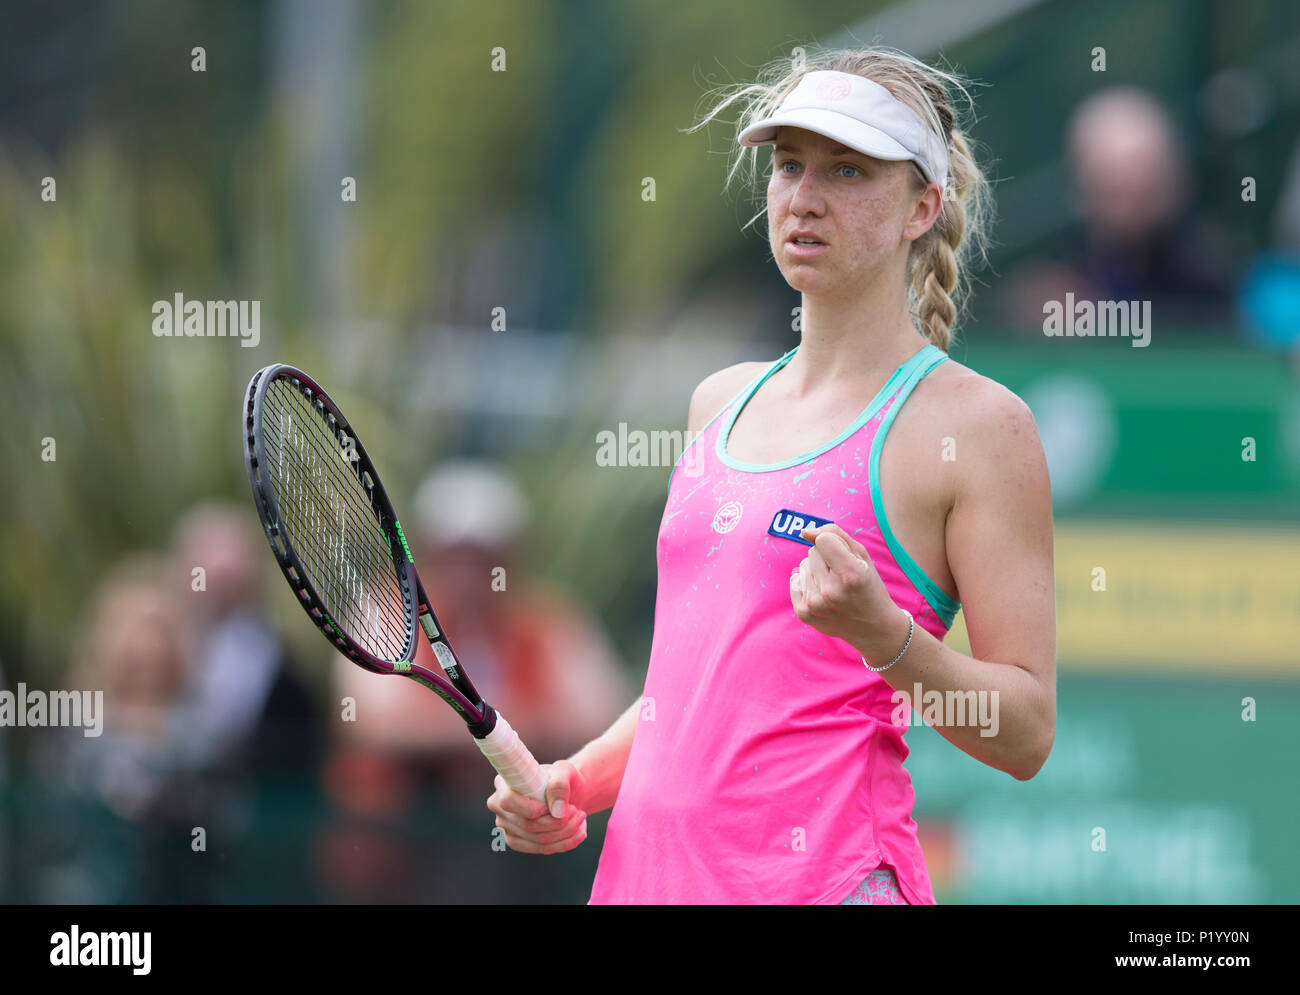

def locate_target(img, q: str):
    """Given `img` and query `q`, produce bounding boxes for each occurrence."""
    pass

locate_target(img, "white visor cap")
[738,70,949,191]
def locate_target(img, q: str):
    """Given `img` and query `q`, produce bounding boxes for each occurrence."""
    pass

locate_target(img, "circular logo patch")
[815,75,853,102]
[711,500,744,534]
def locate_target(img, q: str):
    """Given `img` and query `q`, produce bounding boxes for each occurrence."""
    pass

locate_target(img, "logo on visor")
[815,76,852,101]
[768,508,834,545]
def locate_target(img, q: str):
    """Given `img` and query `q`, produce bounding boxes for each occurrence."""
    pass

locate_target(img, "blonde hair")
[691,45,994,350]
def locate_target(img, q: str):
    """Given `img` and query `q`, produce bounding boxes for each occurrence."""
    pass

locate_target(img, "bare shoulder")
[919,358,1048,495]
[919,357,1039,435]
[687,360,770,436]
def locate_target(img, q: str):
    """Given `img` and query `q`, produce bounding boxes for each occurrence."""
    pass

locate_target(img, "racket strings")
[263,386,409,646]
[262,379,410,661]
[263,390,407,650]
[264,386,409,655]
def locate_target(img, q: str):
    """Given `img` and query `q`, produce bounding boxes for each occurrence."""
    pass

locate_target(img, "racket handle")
[475,710,547,802]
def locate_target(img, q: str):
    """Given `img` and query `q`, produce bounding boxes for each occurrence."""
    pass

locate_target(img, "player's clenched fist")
[789,523,903,649]
[487,759,589,855]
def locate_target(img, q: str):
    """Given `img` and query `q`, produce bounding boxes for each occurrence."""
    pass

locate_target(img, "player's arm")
[876,379,1056,779]
[564,696,643,812]
[794,377,1056,780]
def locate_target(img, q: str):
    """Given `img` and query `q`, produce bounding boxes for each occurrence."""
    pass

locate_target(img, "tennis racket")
[242,364,547,801]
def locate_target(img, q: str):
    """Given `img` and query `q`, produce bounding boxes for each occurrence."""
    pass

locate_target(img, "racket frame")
[243,363,496,734]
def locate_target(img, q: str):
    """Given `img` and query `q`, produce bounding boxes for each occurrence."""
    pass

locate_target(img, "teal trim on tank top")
[867,348,962,628]
[716,343,939,473]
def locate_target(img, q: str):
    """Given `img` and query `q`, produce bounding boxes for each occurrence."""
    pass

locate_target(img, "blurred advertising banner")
[946,521,1300,673]
[964,342,1300,519]
[908,673,1299,904]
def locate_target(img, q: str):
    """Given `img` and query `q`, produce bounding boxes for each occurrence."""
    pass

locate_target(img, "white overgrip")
[474,710,547,801]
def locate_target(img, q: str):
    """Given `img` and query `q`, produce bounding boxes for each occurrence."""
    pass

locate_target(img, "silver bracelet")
[862,609,914,672]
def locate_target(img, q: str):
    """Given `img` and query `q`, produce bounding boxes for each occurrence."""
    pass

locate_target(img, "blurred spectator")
[1000,86,1244,333]
[170,502,323,901]
[317,460,626,901]
[171,502,320,782]
[64,556,194,820]
[45,555,216,902]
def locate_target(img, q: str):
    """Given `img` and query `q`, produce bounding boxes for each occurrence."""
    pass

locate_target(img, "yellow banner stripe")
[943,522,1300,674]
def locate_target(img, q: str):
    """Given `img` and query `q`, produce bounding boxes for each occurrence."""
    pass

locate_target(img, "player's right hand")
[486,759,589,854]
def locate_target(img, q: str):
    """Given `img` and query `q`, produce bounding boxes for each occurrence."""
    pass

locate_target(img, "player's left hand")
[789,523,904,651]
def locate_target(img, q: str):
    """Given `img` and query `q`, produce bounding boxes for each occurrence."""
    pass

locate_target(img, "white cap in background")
[412,460,529,549]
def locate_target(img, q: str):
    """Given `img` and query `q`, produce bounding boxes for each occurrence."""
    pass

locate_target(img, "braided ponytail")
[904,102,986,350]
[911,212,961,351]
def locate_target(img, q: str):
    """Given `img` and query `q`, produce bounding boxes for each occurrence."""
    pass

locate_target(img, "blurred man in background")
[170,502,322,901]
[317,460,626,901]
[1001,86,1243,333]
[172,502,319,783]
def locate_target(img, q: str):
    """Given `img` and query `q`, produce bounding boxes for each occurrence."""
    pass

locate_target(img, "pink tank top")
[589,343,958,905]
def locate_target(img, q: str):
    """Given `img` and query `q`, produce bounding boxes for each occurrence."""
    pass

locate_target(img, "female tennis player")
[486,45,1056,905]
